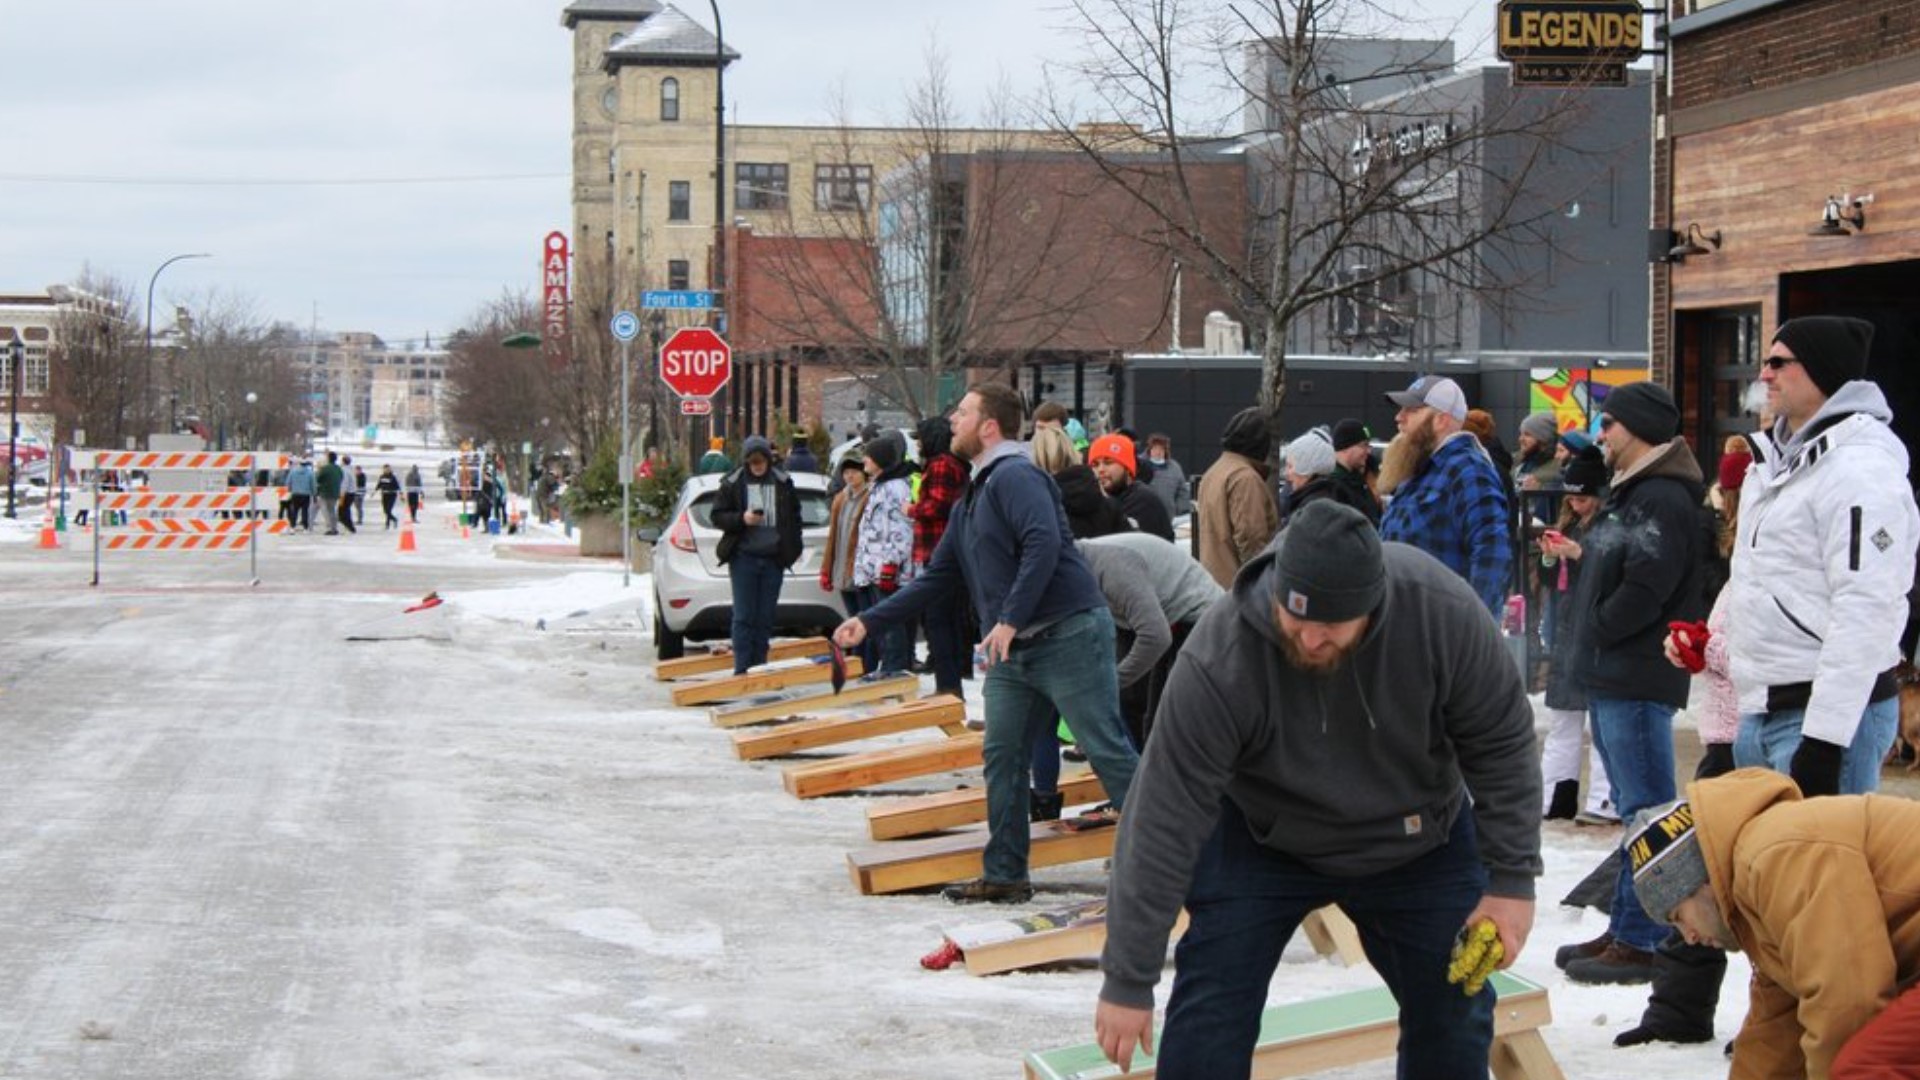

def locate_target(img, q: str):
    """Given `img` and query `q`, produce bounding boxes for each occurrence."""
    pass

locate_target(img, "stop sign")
[659,327,732,399]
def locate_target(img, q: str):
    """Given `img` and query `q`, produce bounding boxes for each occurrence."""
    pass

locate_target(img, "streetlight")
[6,334,22,519]
[244,391,258,451]
[145,252,211,446]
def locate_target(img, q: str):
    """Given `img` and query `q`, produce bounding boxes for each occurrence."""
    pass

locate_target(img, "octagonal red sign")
[659,327,731,399]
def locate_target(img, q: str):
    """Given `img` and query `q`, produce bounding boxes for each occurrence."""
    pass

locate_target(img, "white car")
[643,471,847,659]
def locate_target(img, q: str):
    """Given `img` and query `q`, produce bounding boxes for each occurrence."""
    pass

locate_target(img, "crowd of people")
[702,316,1918,1078]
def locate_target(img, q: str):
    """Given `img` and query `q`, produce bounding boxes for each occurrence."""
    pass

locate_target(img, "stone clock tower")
[560,1,661,310]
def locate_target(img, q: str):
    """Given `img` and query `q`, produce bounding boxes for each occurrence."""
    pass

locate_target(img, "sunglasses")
[1761,356,1798,371]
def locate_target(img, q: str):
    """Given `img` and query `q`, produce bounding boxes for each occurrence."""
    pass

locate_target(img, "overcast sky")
[0,0,1492,347]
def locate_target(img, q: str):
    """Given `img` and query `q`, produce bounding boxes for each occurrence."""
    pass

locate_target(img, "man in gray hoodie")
[1095,501,1542,1079]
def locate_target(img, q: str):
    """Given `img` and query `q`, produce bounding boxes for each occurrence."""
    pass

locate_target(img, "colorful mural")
[1529,367,1648,437]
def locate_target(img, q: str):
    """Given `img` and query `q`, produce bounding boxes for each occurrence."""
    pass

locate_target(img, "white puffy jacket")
[1727,381,1920,747]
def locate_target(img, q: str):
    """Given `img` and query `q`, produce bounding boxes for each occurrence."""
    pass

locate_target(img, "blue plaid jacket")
[1380,434,1512,614]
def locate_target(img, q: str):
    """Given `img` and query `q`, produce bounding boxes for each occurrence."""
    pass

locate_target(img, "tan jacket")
[820,484,869,592]
[1196,451,1279,588]
[1692,769,1920,1080]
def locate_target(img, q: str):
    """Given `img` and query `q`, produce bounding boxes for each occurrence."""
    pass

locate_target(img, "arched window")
[660,77,680,122]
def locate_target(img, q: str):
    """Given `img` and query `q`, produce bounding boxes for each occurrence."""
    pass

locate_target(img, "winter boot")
[1544,779,1579,820]
[1565,941,1658,985]
[1030,791,1064,822]
[1613,937,1725,1046]
[1554,931,1614,971]
[941,877,1034,905]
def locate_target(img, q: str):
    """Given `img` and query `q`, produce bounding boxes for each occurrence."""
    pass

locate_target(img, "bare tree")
[167,290,304,452]
[1048,0,1615,416]
[48,272,140,450]
[739,49,1133,422]
[442,292,556,492]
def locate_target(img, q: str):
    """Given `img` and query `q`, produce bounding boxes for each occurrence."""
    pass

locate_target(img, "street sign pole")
[611,311,642,589]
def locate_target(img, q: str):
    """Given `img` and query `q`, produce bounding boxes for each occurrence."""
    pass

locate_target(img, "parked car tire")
[654,600,685,661]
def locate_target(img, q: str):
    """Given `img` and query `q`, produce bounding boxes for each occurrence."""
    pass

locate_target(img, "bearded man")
[1095,500,1543,1080]
[1378,375,1511,615]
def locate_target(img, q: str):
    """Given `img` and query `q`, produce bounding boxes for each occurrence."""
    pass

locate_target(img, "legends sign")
[1497,0,1643,85]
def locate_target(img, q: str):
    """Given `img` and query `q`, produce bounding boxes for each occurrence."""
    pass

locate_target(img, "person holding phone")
[1535,447,1615,824]
[711,435,802,673]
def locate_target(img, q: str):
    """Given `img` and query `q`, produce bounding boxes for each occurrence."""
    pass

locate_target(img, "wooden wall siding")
[1667,80,1920,328]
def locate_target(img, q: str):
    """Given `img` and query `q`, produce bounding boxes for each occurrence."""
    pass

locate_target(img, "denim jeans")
[1734,697,1899,795]
[1587,697,1677,951]
[922,592,972,696]
[727,551,783,673]
[855,585,911,675]
[1156,802,1493,1080]
[979,608,1137,882]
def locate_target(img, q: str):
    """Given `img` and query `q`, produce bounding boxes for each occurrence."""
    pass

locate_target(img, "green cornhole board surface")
[1024,971,1542,1080]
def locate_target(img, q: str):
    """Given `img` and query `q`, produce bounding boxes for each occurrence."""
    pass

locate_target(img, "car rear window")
[689,489,832,529]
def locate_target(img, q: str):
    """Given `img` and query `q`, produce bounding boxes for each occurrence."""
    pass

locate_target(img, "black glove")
[1695,743,1737,781]
[1788,737,1844,797]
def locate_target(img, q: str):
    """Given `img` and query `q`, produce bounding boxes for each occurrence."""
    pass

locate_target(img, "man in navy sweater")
[835,383,1138,903]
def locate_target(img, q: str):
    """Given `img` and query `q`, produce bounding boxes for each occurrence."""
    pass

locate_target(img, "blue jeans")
[1734,698,1900,795]
[1587,697,1676,951]
[839,588,877,674]
[922,591,972,696]
[979,608,1137,882]
[1157,802,1493,1080]
[727,551,783,673]
[855,585,911,675]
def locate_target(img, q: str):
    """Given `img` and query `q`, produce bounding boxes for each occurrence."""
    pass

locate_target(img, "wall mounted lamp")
[1668,223,1723,262]
[1809,193,1872,237]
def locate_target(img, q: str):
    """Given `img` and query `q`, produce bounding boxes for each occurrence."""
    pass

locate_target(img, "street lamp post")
[6,335,22,519]
[145,253,211,447]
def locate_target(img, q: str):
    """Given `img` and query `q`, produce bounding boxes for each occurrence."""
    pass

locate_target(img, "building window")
[736,163,789,211]
[660,77,679,122]
[814,163,872,212]
[669,181,691,222]
[668,260,690,290]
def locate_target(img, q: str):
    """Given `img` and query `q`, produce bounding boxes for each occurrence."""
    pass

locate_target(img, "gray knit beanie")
[1521,412,1558,447]
[1274,501,1385,622]
[1628,798,1710,925]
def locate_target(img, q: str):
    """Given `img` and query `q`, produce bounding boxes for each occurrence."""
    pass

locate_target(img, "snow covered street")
[0,509,1806,1079]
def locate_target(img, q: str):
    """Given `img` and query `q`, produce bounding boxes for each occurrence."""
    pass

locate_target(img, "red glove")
[818,570,833,593]
[1668,620,1711,674]
[878,563,900,594]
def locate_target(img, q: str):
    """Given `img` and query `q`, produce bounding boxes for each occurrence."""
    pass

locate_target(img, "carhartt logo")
[1403,814,1422,836]
[1287,590,1309,616]
[1873,527,1894,552]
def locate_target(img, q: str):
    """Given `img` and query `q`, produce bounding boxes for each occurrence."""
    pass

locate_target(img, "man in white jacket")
[1724,315,1919,797]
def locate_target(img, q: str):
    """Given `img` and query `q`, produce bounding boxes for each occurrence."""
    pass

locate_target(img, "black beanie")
[1274,501,1385,622]
[863,430,905,472]
[1603,382,1680,445]
[1560,448,1608,495]
[1773,316,1874,398]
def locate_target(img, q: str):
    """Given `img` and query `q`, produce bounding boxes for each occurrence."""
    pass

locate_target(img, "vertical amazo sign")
[542,231,571,370]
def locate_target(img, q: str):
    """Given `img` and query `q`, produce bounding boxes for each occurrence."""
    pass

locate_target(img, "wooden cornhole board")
[936,901,1352,975]
[866,771,1108,841]
[733,696,966,760]
[935,898,1191,977]
[670,654,862,707]
[709,673,920,729]
[1023,970,1563,1080]
[652,636,829,681]
[782,733,984,799]
[846,817,1113,895]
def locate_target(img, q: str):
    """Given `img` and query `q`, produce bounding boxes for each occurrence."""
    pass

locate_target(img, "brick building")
[1658,0,1920,472]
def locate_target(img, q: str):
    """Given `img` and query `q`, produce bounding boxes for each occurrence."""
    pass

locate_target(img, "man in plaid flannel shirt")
[1378,375,1511,616]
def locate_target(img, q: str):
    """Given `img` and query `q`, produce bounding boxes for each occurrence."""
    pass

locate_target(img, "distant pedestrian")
[1379,376,1509,615]
[911,413,973,698]
[404,465,424,523]
[315,452,344,535]
[286,458,315,532]
[1143,433,1191,518]
[697,437,733,476]
[352,464,369,525]
[337,456,359,534]
[1282,426,1377,524]
[851,431,916,677]
[376,465,401,529]
[1327,418,1381,525]
[784,438,819,474]
[820,453,874,672]
[1089,433,1174,541]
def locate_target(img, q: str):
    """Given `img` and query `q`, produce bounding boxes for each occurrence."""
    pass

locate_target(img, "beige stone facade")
[287,331,449,441]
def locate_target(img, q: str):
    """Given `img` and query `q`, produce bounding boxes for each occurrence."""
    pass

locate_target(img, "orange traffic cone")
[398,517,417,553]
[36,504,59,549]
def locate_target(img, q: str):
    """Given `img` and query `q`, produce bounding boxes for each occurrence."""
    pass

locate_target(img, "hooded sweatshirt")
[1099,537,1541,1009]
[1691,769,1920,1080]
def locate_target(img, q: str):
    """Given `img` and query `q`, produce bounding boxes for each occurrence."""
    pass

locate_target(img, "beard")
[1278,627,1361,675]
[951,427,982,462]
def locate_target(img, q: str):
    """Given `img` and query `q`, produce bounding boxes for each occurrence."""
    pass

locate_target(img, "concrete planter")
[576,513,624,557]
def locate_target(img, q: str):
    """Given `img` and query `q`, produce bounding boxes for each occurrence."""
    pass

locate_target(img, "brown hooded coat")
[1690,769,1920,1080]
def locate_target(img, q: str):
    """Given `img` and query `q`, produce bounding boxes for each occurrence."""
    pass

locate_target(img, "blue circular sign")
[610,311,640,342]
